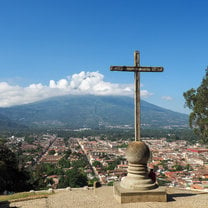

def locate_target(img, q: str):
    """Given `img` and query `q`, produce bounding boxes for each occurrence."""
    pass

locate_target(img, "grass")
[0,191,52,202]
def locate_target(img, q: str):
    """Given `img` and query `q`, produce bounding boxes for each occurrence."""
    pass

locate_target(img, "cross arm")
[110,66,164,72]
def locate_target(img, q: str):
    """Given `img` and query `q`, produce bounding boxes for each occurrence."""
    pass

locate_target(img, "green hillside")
[0,95,188,129]
[0,113,26,131]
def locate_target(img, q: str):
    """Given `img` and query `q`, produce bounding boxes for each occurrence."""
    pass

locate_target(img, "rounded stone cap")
[126,141,150,164]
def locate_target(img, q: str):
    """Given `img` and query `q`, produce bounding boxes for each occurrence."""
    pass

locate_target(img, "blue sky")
[0,0,208,113]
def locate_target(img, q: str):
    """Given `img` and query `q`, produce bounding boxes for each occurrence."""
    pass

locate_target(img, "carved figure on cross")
[110,51,164,141]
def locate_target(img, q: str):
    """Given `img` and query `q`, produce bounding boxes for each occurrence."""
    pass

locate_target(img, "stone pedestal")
[114,182,167,203]
[120,163,158,190]
[114,141,167,203]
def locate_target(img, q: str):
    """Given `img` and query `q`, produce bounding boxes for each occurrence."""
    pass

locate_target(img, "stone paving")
[3,187,208,208]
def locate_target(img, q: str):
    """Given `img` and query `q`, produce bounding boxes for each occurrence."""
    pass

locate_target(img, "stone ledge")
[114,182,167,203]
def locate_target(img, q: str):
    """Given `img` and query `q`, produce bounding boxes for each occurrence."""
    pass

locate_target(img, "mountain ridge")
[0,95,188,129]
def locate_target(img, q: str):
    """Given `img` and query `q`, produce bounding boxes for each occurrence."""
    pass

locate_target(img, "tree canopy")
[183,69,208,143]
[58,168,88,188]
[0,144,32,193]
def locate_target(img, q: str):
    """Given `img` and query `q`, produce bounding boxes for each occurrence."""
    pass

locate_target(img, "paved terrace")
[2,186,208,208]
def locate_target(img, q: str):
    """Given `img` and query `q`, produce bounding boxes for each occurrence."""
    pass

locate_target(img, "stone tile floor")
[1,187,208,208]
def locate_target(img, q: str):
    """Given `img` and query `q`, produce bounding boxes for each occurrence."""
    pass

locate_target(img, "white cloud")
[161,96,173,101]
[141,90,153,98]
[0,71,154,107]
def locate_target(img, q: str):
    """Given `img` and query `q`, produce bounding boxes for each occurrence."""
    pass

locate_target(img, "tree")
[58,169,88,188]
[0,144,32,193]
[24,136,35,144]
[63,149,71,159]
[66,169,88,188]
[92,161,102,168]
[48,150,56,155]
[183,69,208,143]
[58,158,70,168]
[57,175,68,188]
[71,157,88,169]
[172,164,183,171]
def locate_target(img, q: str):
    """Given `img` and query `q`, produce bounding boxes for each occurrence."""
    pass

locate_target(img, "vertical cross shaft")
[134,51,140,141]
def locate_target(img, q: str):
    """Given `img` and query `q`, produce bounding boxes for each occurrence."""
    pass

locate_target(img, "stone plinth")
[114,182,167,203]
[114,141,167,203]
[120,163,158,190]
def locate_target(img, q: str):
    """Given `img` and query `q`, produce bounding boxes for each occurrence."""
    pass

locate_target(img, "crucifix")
[110,51,164,141]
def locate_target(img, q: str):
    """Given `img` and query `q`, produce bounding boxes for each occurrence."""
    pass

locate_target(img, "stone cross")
[110,51,163,141]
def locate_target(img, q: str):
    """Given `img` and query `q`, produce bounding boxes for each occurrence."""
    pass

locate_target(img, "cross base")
[120,163,158,190]
[114,182,167,203]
